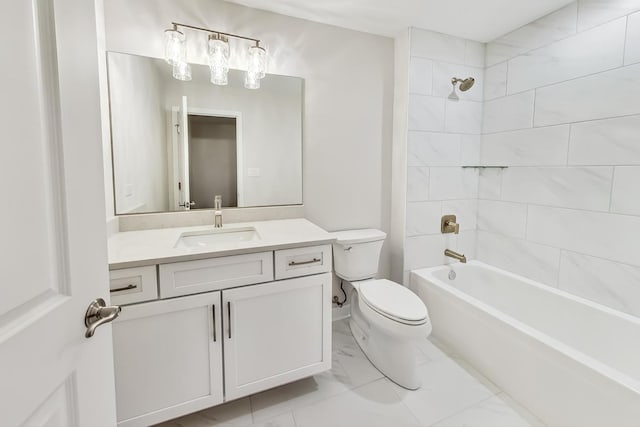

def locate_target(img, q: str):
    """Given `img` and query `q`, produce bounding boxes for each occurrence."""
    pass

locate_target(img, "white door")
[177,96,192,210]
[223,274,332,400]
[0,0,117,425]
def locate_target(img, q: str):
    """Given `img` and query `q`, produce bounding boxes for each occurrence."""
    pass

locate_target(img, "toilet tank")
[331,229,387,281]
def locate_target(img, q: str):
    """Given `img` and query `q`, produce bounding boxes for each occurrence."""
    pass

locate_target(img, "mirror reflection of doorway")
[188,115,238,208]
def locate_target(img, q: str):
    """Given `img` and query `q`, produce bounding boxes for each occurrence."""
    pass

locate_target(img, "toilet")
[331,229,432,390]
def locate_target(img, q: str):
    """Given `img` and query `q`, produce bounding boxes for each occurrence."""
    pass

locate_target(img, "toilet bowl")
[331,229,432,390]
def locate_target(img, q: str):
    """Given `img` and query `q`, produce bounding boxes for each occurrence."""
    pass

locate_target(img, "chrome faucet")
[214,195,223,228]
[444,249,467,263]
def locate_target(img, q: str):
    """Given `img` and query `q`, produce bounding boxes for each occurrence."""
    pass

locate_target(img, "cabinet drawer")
[158,252,274,298]
[274,244,332,280]
[109,266,158,305]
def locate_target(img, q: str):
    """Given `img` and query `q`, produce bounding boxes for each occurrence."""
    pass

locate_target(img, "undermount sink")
[175,227,261,249]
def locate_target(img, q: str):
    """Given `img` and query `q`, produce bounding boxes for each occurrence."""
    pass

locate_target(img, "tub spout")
[445,249,467,263]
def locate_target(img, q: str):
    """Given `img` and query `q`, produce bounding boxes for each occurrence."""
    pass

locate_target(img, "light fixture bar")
[171,22,261,45]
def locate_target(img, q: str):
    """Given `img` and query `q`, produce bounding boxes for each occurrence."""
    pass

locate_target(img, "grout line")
[608,167,617,212]
[496,59,633,99]
[479,227,640,272]
[565,123,573,165]
[486,6,639,69]
[532,87,537,127]
[556,249,564,288]
[623,15,630,64]
[524,203,529,238]
[424,393,500,427]
[504,58,510,98]
[482,111,640,135]
[410,93,484,105]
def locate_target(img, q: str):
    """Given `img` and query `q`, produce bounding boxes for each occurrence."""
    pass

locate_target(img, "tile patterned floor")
[157,319,545,427]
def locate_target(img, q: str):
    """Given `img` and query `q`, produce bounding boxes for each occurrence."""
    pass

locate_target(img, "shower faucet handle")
[441,215,460,234]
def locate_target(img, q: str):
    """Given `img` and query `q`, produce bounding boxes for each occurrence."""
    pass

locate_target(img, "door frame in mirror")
[170,106,244,209]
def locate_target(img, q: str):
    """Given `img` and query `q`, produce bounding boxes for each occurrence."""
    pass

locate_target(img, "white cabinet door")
[223,273,332,400]
[112,292,223,427]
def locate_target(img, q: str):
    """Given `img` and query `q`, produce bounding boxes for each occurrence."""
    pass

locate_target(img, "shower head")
[457,77,475,91]
[448,77,475,101]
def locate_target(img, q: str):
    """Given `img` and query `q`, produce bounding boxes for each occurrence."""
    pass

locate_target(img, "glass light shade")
[211,68,228,85]
[247,45,266,79]
[164,29,186,65]
[244,71,261,89]
[172,61,192,81]
[208,36,230,86]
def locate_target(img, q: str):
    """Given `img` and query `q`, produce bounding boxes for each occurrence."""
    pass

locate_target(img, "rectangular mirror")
[107,51,303,215]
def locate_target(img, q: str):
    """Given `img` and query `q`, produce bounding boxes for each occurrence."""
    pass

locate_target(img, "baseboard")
[332,304,351,321]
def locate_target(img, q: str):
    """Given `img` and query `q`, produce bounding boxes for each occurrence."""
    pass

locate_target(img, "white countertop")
[108,218,336,269]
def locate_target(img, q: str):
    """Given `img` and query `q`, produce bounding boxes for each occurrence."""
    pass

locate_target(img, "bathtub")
[410,261,640,427]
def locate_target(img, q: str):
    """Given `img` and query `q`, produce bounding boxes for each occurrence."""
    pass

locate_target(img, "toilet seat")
[359,279,428,326]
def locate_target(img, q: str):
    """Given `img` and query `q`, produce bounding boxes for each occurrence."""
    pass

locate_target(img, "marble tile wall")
[403,28,484,279]
[477,0,640,318]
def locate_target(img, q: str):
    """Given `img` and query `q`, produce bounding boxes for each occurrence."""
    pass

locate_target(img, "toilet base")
[349,292,424,390]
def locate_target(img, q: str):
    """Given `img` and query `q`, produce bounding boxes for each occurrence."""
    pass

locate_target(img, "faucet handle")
[441,215,460,234]
[214,195,222,210]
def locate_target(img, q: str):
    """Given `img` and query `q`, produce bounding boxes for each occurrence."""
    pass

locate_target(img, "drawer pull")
[288,258,321,267]
[110,284,137,293]
[212,304,217,342]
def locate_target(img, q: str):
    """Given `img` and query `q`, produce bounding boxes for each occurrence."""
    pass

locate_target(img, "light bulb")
[244,71,260,89]
[208,35,230,86]
[172,61,192,81]
[164,27,186,65]
[247,44,266,79]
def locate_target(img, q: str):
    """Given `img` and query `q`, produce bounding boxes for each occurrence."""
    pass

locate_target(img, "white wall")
[398,28,485,283]
[108,53,169,213]
[101,0,394,281]
[478,0,640,317]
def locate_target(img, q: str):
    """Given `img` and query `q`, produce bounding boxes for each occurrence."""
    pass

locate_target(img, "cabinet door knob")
[84,298,121,338]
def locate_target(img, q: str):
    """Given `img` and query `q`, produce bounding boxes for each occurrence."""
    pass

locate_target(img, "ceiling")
[223,0,575,42]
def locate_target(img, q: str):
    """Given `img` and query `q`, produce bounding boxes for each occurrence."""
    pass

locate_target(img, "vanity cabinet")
[110,245,332,427]
[112,292,223,427]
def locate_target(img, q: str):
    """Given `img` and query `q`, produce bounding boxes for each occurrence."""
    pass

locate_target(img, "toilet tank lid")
[331,229,386,245]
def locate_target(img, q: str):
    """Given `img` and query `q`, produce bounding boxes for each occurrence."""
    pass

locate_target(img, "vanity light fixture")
[163,22,267,89]
[172,60,192,81]
[208,34,230,86]
[164,24,186,66]
[245,43,266,89]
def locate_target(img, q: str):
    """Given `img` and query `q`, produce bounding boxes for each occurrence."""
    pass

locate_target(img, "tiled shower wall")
[402,28,485,281]
[476,0,640,317]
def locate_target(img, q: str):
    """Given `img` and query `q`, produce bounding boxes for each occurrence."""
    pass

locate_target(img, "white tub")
[410,261,640,427]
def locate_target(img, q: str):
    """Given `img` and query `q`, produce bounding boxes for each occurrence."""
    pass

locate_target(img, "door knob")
[84,298,121,338]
